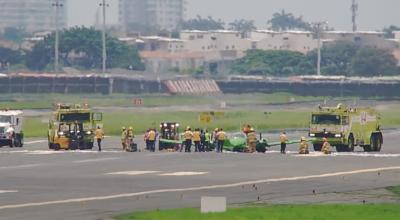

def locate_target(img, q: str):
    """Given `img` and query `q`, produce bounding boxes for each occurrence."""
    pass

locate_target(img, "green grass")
[0,93,354,109]
[22,110,400,138]
[387,186,400,197]
[23,111,309,138]
[115,204,400,220]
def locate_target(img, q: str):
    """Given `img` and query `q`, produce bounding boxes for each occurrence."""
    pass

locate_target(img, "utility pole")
[52,1,63,73]
[351,0,358,32]
[99,0,109,74]
[313,22,328,76]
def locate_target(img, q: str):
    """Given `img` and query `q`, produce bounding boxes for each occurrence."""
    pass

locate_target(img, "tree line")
[0,27,144,72]
[231,42,399,76]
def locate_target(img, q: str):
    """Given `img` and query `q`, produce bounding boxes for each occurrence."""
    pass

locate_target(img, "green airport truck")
[309,104,383,152]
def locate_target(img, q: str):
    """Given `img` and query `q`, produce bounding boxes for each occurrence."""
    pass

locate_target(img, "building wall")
[251,31,317,54]
[181,31,251,53]
[322,31,398,50]
[0,0,67,33]
[119,0,185,31]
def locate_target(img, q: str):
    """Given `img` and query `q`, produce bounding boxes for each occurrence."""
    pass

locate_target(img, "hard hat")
[122,126,126,130]
[301,136,307,141]
[250,128,255,132]
[215,128,219,132]
[322,137,328,142]
[129,127,133,130]
[186,126,191,130]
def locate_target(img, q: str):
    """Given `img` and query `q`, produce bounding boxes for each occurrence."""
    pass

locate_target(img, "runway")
[0,130,399,220]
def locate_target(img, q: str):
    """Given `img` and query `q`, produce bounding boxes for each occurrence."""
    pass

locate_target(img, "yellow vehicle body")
[309,104,382,152]
[48,104,102,150]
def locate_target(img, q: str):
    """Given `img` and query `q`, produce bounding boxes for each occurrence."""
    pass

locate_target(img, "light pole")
[313,21,328,76]
[52,1,63,72]
[99,0,109,74]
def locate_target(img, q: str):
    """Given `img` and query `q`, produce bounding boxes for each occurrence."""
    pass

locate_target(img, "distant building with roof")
[0,0,67,33]
[119,0,186,32]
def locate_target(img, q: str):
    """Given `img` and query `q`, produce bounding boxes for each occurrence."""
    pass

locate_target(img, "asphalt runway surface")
[0,131,400,220]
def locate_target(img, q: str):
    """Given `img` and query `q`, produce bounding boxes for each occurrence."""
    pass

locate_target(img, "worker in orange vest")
[95,126,104,152]
[193,128,201,152]
[184,127,193,152]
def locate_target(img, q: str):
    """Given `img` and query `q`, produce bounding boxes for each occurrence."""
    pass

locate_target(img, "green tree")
[26,27,144,71]
[351,47,399,76]
[229,19,257,37]
[0,47,23,70]
[182,16,225,31]
[1,27,30,44]
[231,50,314,76]
[267,10,311,31]
[307,42,359,75]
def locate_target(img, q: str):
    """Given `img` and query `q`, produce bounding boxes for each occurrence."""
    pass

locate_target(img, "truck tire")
[54,144,61,151]
[371,134,382,152]
[313,144,322,151]
[348,135,355,152]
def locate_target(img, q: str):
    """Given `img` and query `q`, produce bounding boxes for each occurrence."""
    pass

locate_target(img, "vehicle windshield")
[60,113,90,122]
[312,114,341,125]
[0,115,11,123]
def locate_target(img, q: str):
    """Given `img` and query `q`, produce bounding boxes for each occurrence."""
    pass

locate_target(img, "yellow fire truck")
[48,104,102,150]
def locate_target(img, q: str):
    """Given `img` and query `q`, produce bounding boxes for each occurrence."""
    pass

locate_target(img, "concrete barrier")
[201,196,227,213]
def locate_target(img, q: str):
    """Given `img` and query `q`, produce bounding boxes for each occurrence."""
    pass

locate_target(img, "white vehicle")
[0,110,24,148]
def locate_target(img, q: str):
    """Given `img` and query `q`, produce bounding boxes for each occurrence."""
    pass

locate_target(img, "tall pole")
[52,1,63,72]
[100,0,108,74]
[313,22,327,76]
[351,0,358,32]
[317,27,322,76]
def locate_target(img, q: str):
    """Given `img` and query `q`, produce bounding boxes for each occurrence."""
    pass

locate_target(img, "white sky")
[68,0,400,31]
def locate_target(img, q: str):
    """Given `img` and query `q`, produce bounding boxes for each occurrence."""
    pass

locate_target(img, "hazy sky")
[68,0,400,31]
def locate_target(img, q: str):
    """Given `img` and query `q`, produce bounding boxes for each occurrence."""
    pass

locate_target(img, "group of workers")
[182,127,226,153]
[120,126,135,152]
[298,136,331,155]
[95,124,332,155]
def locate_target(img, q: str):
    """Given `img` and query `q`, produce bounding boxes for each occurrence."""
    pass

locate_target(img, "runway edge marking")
[1,166,400,210]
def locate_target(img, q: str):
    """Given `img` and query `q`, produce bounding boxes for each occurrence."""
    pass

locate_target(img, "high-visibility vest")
[247,132,257,143]
[217,131,226,141]
[205,132,210,142]
[280,134,288,143]
[95,129,104,139]
[193,131,201,142]
[148,130,156,141]
[184,131,193,140]
[121,130,127,140]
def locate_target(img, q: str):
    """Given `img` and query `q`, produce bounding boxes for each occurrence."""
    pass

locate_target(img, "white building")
[180,30,251,52]
[0,0,67,33]
[322,31,398,50]
[250,30,317,54]
[119,0,186,32]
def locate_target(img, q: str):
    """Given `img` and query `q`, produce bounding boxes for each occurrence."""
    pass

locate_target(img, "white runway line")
[0,190,18,194]
[1,166,400,210]
[106,171,160,176]
[158,172,208,176]
[0,164,42,170]
[24,140,47,145]
[333,153,400,158]
[25,151,64,155]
